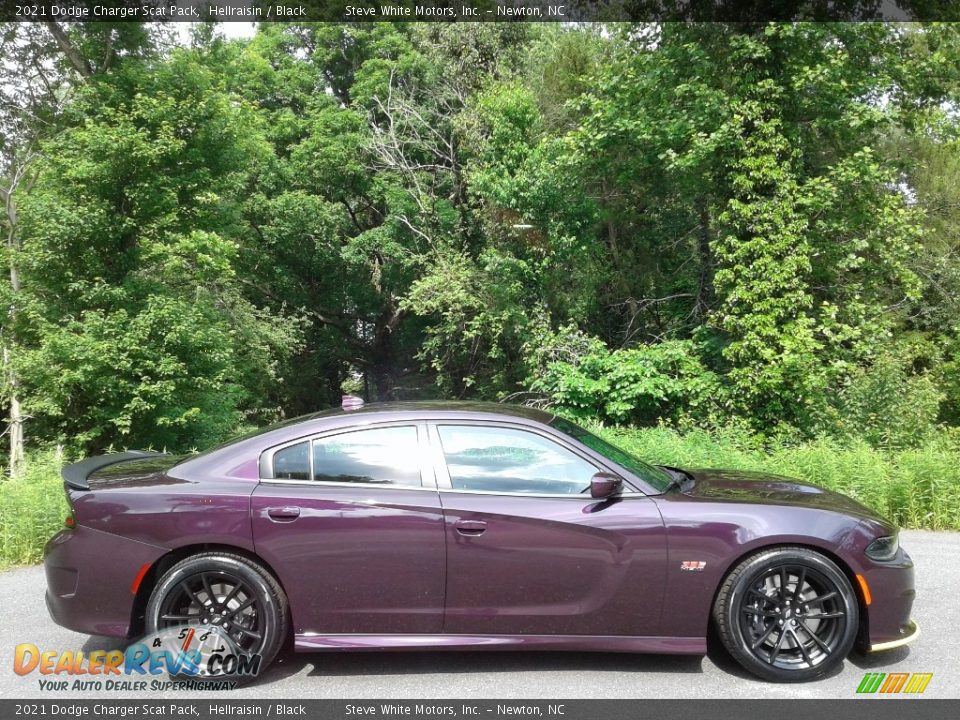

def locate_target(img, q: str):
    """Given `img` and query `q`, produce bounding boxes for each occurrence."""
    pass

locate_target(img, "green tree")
[540,24,932,434]
[15,50,299,452]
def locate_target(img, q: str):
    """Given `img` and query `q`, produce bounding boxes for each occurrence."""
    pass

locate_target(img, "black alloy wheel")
[145,552,288,680]
[156,570,264,653]
[714,547,859,682]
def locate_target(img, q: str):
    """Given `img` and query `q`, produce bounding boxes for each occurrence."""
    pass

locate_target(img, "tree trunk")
[695,195,714,320]
[44,22,93,78]
[601,178,639,340]
[368,303,404,401]
[3,343,24,477]
[3,171,25,477]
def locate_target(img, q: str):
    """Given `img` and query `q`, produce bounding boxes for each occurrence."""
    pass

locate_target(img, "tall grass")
[2,430,959,570]
[0,451,68,570]
[602,426,960,530]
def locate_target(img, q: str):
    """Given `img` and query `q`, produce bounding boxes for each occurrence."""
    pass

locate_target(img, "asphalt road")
[1,529,957,700]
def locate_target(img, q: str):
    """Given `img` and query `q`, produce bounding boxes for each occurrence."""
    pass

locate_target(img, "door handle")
[266,506,301,522]
[455,520,487,536]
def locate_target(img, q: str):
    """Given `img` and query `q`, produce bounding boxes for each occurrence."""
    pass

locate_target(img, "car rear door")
[251,421,446,635]
[429,421,668,637]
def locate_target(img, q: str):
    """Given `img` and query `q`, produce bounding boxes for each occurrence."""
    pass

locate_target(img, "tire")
[145,552,288,681]
[713,546,859,682]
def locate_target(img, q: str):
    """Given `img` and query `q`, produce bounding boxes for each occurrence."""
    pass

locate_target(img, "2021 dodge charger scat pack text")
[44,401,918,682]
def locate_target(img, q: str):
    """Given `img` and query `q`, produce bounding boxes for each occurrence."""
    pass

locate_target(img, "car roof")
[295,400,556,425]
[168,401,559,481]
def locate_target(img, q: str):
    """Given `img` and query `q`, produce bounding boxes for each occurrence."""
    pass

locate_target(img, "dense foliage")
[3,22,960,460]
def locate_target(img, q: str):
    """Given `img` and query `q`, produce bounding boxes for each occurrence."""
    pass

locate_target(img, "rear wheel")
[713,547,859,682]
[145,552,288,680]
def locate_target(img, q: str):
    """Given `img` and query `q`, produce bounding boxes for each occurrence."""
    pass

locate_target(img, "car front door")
[251,422,446,635]
[430,422,668,638]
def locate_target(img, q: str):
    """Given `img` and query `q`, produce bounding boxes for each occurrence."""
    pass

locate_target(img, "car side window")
[436,425,598,495]
[273,441,310,480]
[312,426,422,486]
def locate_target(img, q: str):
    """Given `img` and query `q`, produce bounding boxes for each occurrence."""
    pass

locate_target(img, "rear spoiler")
[61,450,167,491]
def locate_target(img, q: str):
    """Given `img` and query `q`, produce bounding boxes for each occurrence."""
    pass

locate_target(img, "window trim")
[427,420,643,498]
[269,439,312,482]
[259,421,435,490]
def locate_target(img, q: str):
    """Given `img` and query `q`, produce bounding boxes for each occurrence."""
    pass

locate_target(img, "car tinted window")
[437,425,598,495]
[273,441,309,480]
[550,417,673,492]
[312,426,422,486]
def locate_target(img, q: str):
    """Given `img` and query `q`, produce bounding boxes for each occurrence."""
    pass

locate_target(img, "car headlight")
[865,534,899,561]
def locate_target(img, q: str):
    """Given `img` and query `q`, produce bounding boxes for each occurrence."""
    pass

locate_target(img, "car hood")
[677,467,887,523]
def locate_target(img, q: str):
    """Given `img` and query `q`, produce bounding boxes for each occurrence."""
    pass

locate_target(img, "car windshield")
[550,417,674,492]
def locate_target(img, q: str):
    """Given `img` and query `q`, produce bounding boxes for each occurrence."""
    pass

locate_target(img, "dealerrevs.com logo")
[856,672,933,695]
[14,627,261,691]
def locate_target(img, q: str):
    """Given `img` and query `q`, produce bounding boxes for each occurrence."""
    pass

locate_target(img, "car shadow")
[703,624,847,683]
[847,646,911,669]
[246,647,705,687]
[79,632,868,688]
[81,636,128,653]
[703,631,757,681]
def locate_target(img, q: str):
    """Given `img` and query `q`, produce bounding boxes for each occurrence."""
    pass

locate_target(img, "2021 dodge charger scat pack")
[44,401,917,682]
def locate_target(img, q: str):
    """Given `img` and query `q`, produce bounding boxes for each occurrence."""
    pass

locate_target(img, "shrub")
[817,338,944,449]
[527,326,725,426]
[0,451,68,569]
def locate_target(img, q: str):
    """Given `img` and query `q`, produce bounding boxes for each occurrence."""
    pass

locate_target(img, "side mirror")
[590,472,623,499]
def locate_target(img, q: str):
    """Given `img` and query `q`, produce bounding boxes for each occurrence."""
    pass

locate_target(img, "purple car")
[44,401,917,682]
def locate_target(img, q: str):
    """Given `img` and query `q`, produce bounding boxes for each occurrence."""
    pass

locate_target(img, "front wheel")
[713,547,859,682]
[145,552,288,681]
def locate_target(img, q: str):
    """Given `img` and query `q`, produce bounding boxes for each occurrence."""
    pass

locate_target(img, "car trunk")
[61,452,188,525]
